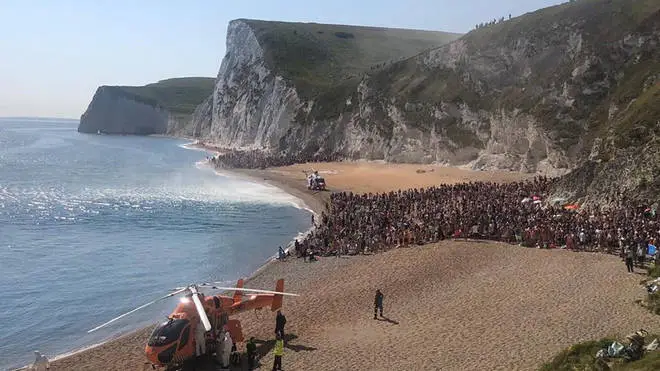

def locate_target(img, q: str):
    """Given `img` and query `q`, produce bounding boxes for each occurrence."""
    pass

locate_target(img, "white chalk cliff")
[191,3,658,180]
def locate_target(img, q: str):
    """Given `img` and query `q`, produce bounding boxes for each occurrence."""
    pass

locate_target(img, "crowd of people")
[205,148,660,266]
[209,149,340,169]
[294,176,660,265]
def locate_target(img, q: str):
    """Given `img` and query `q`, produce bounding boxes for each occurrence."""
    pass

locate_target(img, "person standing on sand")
[272,334,284,371]
[195,318,206,357]
[625,247,635,273]
[374,289,384,319]
[275,310,287,339]
[246,337,257,370]
[220,330,233,369]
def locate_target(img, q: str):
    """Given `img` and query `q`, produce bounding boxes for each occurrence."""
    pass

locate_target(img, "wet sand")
[45,162,657,371]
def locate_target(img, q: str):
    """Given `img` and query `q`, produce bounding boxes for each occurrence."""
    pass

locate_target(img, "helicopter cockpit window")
[147,318,190,347]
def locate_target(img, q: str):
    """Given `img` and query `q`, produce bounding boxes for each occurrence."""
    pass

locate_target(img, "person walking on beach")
[195,318,206,357]
[272,334,284,371]
[275,310,287,339]
[246,337,257,370]
[220,330,233,369]
[374,289,384,319]
[625,247,635,273]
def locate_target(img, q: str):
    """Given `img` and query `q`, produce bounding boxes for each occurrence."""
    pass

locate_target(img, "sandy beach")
[45,162,658,371]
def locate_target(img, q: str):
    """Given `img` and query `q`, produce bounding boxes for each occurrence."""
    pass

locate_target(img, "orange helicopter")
[87,278,298,369]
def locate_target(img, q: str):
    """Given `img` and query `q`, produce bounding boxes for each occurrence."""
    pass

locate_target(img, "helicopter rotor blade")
[87,287,188,333]
[198,284,300,297]
[191,292,212,332]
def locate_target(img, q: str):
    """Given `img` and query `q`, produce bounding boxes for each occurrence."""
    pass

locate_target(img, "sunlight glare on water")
[0,118,310,370]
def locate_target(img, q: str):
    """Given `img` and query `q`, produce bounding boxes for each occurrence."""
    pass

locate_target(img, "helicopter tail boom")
[233,279,244,304]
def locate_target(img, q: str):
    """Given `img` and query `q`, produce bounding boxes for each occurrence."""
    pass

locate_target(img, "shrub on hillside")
[647,264,660,279]
[334,31,354,39]
[648,291,660,315]
[540,334,660,371]
[539,338,614,371]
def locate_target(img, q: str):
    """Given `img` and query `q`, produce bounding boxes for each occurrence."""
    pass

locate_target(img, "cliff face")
[194,1,660,180]
[78,86,170,135]
[78,78,215,136]
[206,20,299,149]
[198,19,462,153]
[547,2,660,204]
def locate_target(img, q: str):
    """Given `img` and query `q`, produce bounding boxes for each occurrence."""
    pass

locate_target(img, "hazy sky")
[0,0,564,119]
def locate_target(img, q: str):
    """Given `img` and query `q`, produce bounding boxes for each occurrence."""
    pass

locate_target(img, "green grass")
[465,0,660,50]
[648,264,660,279]
[647,291,660,315]
[106,77,216,114]
[539,337,615,371]
[240,19,462,98]
[539,335,660,371]
[643,264,660,315]
[612,82,660,149]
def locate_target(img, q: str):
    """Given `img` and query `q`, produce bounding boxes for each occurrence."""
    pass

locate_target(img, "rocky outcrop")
[194,1,659,178]
[78,86,170,135]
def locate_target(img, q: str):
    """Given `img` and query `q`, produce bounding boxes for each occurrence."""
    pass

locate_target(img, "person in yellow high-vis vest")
[272,334,284,371]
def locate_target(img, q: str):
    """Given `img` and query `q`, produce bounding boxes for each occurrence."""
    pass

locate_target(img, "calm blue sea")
[0,118,310,370]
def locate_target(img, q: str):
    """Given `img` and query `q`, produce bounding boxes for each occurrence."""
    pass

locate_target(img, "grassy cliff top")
[104,77,216,114]
[463,0,660,50]
[238,19,463,96]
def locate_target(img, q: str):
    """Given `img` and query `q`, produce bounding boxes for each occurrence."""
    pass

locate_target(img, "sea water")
[0,118,310,370]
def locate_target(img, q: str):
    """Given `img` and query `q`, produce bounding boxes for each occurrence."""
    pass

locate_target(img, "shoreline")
[20,149,319,370]
[184,161,323,287]
[43,160,660,371]
[38,156,526,369]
